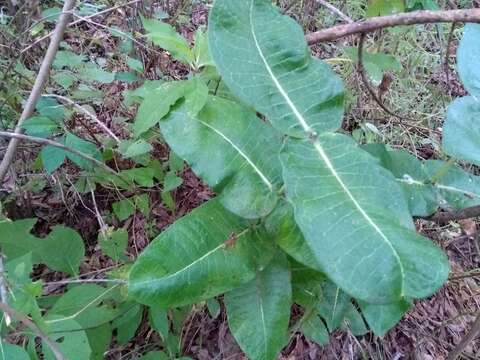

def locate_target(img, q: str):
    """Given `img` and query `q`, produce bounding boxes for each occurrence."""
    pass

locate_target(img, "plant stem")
[0,0,76,184]
[0,301,66,360]
[306,9,480,44]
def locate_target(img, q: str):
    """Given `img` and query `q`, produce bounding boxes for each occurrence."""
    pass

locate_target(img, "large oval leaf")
[225,253,291,360]
[208,0,344,137]
[443,96,480,166]
[457,24,480,97]
[128,199,274,308]
[281,135,450,303]
[161,96,282,219]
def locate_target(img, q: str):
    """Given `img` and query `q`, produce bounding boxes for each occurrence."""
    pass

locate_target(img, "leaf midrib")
[197,118,274,190]
[248,0,405,294]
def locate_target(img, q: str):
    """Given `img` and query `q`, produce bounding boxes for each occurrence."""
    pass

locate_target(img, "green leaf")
[316,282,351,332]
[366,0,405,17]
[359,299,411,337]
[64,132,102,170]
[0,221,84,276]
[86,323,112,360]
[118,139,153,159]
[79,65,115,84]
[112,303,143,345]
[142,17,194,65]
[193,27,214,69]
[126,56,144,72]
[344,48,402,86]
[46,284,119,329]
[225,254,291,360]
[99,228,129,261]
[163,172,183,192]
[161,96,282,219]
[0,341,30,360]
[121,167,155,187]
[52,72,77,89]
[38,226,85,275]
[300,312,330,346]
[53,51,86,69]
[41,145,67,173]
[280,135,450,303]
[36,97,65,121]
[208,0,344,137]
[134,79,208,136]
[265,201,322,271]
[341,304,368,336]
[457,24,480,97]
[365,144,480,216]
[43,318,91,360]
[149,307,169,338]
[443,96,480,166]
[128,199,274,308]
[22,117,59,138]
[112,198,135,221]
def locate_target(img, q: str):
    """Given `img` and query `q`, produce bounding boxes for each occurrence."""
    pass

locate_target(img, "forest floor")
[1,0,480,359]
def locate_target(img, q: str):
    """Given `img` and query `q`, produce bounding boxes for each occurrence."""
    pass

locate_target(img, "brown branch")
[0,301,66,360]
[0,0,76,184]
[0,131,119,177]
[447,312,480,360]
[306,9,480,44]
[422,205,480,223]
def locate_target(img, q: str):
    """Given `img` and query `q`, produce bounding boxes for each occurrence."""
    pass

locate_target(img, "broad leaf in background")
[225,254,291,360]
[0,221,84,276]
[128,199,274,308]
[366,0,405,17]
[208,0,344,137]
[43,318,91,360]
[0,341,30,360]
[142,17,194,65]
[36,97,65,122]
[99,228,129,261]
[281,135,450,303]
[112,303,143,345]
[41,145,67,173]
[193,27,214,69]
[134,78,208,136]
[161,96,282,218]
[300,312,330,346]
[86,324,112,360]
[365,144,480,216]
[443,97,480,166]
[316,282,351,332]
[359,299,411,337]
[443,24,480,165]
[64,132,102,170]
[21,116,59,138]
[118,139,153,159]
[456,24,480,97]
[344,47,402,86]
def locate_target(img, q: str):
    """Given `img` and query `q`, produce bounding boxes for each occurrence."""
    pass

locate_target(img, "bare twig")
[0,301,66,360]
[421,205,480,223]
[0,131,118,177]
[44,94,120,143]
[315,0,353,23]
[444,22,457,95]
[0,0,76,184]
[357,34,433,135]
[306,9,480,44]
[447,312,480,360]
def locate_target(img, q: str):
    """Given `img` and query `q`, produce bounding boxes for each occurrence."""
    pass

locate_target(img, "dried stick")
[0,301,66,360]
[422,205,480,223]
[447,312,480,360]
[306,9,480,44]
[0,131,118,177]
[315,0,353,23]
[0,0,76,184]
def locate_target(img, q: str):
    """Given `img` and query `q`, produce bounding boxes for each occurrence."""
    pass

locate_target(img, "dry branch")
[0,0,76,183]
[306,9,480,44]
